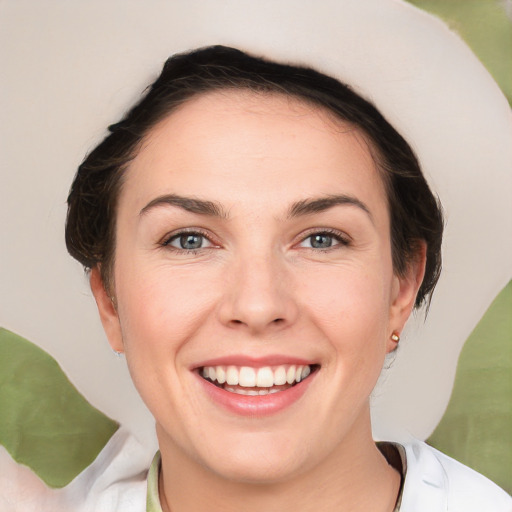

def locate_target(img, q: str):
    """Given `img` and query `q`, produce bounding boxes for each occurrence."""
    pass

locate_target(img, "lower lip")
[196,371,317,417]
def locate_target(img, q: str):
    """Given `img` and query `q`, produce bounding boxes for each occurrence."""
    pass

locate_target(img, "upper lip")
[192,354,318,370]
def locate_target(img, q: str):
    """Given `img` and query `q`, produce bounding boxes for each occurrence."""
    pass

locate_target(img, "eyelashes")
[298,229,351,250]
[162,229,216,252]
[160,227,351,254]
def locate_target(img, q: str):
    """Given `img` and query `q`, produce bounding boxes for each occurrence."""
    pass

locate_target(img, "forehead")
[121,89,387,214]
[145,88,370,151]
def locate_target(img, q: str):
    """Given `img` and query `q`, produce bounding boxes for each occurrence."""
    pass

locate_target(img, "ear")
[90,267,124,353]
[387,242,427,353]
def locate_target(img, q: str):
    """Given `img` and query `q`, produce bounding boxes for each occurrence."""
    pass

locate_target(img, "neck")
[157,410,400,512]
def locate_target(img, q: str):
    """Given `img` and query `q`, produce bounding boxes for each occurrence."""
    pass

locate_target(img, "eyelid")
[160,227,219,249]
[295,228,352,249]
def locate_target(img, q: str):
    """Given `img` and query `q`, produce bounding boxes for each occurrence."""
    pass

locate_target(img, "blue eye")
[165,232,212,251]
[309,234,335,249]
[299,231,348,250]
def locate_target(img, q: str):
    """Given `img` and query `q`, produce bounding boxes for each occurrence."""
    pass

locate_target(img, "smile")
[200,364,317,395]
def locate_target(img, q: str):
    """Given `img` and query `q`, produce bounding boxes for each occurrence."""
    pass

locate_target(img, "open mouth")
[200,364,319,396]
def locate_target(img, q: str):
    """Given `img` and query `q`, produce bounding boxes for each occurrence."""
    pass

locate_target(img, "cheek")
[299,262,393,370]
[300,262,392,328]
[114,260,221,355]
[112,262,223,421]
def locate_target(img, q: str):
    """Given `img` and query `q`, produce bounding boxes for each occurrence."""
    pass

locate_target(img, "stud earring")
[390,332,400,342]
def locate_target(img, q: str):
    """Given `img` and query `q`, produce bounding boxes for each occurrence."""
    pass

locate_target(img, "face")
[92,90,421,484]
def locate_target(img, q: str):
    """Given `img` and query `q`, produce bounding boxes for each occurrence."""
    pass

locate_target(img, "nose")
[218,252,298,335]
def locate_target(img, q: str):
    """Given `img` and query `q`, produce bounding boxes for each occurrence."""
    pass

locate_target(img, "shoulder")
[399,439,511,512]
[0,428,150,512]
[62,428,151,512]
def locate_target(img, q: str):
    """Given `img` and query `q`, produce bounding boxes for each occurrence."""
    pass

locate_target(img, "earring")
[390,332,400,342]
[113,350,123,357]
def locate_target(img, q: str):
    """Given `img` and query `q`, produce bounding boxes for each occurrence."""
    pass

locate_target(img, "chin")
[195,430,316,485]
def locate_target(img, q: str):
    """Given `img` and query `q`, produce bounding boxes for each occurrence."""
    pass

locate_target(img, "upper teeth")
[202,364,311,387]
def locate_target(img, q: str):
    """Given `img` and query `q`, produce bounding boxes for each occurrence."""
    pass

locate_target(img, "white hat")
[1,0,510,446]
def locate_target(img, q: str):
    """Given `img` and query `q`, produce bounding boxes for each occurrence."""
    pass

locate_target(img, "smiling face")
[92,90,423,485]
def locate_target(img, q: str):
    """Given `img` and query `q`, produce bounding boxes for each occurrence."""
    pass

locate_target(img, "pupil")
[311,234,332,249]
[180,234,202,250]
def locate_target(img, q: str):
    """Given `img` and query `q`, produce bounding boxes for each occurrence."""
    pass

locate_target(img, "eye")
[298,231,349,250]
[164,232,213,251]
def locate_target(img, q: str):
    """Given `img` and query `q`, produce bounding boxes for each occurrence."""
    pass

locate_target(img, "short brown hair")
[66,45,443,307]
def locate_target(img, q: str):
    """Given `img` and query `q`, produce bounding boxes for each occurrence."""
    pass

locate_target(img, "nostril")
[228,317,285,328]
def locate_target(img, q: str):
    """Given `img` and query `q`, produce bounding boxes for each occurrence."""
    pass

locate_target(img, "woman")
[65,46,510,511]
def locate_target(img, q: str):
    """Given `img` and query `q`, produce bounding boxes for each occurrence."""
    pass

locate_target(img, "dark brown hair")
[66,45,443,307]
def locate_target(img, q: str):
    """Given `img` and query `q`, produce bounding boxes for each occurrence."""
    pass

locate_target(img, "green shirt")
[146,452,163,512]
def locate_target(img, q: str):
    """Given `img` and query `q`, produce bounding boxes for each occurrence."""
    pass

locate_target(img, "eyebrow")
[288,195,373,221]
[139,194,228,218]
[139,193,372,222]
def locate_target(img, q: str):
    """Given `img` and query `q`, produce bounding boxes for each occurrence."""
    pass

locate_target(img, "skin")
[91,90,425,511]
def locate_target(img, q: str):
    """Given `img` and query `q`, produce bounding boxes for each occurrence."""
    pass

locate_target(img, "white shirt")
[397,439,511,511]
[1,429,510,511]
